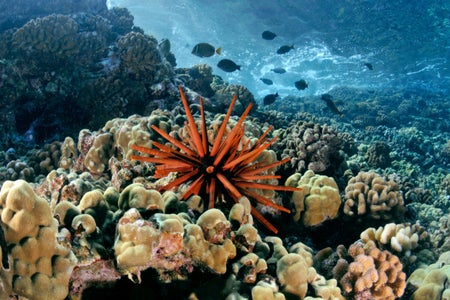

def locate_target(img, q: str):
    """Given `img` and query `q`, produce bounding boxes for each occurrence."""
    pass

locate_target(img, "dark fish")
[271,67,286,74]
[217,59,241,72]
[321,93,343,116]
[263,92,279,105]
[260,78,273,85]
[276,45,294,54]
[294,79,308,90]
[262,30,277,40]
[191,43,221,57]
[364,62,373,70]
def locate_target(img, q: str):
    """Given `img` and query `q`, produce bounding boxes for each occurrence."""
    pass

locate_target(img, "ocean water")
[108,0,449,98]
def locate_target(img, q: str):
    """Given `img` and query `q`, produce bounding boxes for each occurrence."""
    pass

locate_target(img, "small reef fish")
[217,59,241,72]
[364,62,374,70]
[321,93,343,116]
[263,92,279,105]
[294,79,308,90]
[276,45,294,54]
[271,67,286,74]
[262,30,277,40]
[191,43,222,57]
[260,78,273,85]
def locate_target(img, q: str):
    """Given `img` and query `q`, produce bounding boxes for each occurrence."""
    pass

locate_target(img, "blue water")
[107,0,449,99]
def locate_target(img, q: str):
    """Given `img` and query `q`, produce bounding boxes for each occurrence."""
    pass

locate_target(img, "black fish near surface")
[364,62,374,70]
[263,92,279,105]
[271,67,286,74]
[262,30,277,40]
[294,79,308,90]
[191,42,221,57]
[276,45,294,54]
[217,59,240,72]
[260,78,273,85]
[321,93,343,116]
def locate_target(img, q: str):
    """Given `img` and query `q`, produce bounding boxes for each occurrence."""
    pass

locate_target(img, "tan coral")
[408,251,450,300]
[232,253,267,284]
[0,180,76,300]
[338,241,406,300]
[343,171,404,220]
[309,274,345,300]
[252,284,286,300]
[114,208,159,280]
[286,170,341,226]
[118,183,164,212]
[83,132,114,174]
[59,137,78,170]
[360,222,427,264]
[276,253,317,298]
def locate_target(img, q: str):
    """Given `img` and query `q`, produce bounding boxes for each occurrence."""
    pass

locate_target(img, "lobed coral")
[407,251,450,300]
[0,180,77,300]
[118,31,173,81]
[286,170,342,227]
[274,121,346,176]
[12,14,80,60]
[338,241,406,300]
[343,171,405,221]
[360,222,430,268]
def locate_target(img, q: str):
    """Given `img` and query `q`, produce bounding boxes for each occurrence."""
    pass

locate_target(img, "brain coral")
[343,171,404,221]
[0,180,77,300]
[285,170,341,226]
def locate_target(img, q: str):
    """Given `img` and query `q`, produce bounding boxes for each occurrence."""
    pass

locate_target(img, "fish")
[321,93,343,116]
[217,59,241,72]
[364,62,374,70]
[271,67,286,74]
[191,43,222,57]
[294,79,308,90]
[276,45,294,54]
[260,78,273,85]
[263,92,279,105]
[262,30,277,40]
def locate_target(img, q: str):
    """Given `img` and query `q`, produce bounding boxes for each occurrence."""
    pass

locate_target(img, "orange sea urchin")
[130,86,300,233]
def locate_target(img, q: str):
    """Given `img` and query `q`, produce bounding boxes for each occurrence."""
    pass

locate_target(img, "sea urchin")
[130,86,300,233]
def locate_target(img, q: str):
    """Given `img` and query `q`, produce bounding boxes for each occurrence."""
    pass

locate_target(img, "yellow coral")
[0,180,76,300]
[286,170,341,226]
[277,253,317,298]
